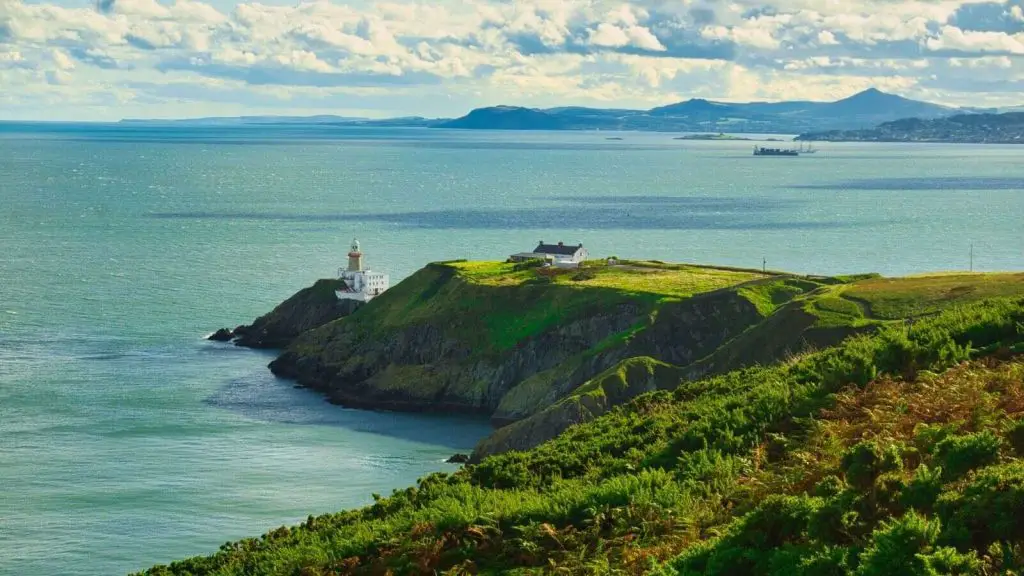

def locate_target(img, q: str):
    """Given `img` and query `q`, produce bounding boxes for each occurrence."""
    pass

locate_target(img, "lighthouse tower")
[347,239,363,272]
[336,239,389,302]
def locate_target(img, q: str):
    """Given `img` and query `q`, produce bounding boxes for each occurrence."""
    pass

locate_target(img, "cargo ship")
[753,143,816,156]
[753,145,799,156]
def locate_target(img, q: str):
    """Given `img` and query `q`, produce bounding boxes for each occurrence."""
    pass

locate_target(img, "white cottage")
[510,241,589,268]
[336,239,389,302]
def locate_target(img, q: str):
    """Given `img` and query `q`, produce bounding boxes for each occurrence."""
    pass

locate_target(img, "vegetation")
[844,273,1024,320]
[140,293,1024,575]
[450,260,767,300]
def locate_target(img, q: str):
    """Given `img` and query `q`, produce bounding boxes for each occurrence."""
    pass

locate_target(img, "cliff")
[209,279,362,349]
[268,261,776,422]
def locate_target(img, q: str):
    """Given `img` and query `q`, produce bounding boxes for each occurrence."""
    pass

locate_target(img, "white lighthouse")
[336,239,390,302]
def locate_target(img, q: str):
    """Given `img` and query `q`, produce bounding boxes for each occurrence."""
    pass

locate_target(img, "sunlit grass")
[447,259,765,299]
[846,272,1024,319]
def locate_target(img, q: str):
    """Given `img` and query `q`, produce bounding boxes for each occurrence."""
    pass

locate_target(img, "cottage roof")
[533,241,583,256]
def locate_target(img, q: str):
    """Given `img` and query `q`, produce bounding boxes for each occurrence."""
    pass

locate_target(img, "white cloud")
[926,25,1024,54]
[2,0,1024,120]
[51,48,74,70]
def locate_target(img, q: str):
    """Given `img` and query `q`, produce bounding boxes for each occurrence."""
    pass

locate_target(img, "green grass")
[845,272,1024,319]
[139,296,1024,576]
[448,260,766,300]
[738,278,820,315]
[385,260,767,352]
[807,293,870,328]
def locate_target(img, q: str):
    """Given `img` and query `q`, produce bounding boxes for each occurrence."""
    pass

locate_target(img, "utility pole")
[763,257,766,273]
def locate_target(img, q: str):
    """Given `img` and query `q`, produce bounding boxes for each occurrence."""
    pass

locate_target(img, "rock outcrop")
[211,279,362,349]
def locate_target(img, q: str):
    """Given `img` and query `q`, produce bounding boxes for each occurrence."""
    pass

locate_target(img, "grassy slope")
[845,272,1024,319]
[483,273,1024,453]
[137,265,1024,576]
[138,294,1024,576]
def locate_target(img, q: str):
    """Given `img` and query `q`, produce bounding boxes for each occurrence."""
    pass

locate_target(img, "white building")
[336,239,390,302]
[509,241,589,269]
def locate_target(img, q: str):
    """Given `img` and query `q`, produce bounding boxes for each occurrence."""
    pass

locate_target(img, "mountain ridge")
[113,88,1016,134]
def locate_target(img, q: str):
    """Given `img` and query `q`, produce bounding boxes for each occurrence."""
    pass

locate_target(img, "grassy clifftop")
[141,291,1024,575]
[270,260,776,418]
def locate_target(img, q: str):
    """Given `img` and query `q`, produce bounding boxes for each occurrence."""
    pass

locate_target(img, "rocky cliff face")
[471,296,869,461]
[270,300,647,414]
[209,279,362,349]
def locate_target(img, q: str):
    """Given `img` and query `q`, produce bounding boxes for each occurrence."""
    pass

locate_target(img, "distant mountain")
[797,112,1024,144]
[811,88,950,124]
[437,89,964,133]
[438,106,576,130]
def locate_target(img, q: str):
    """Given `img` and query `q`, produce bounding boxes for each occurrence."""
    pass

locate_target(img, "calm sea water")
[1,124,1022,575]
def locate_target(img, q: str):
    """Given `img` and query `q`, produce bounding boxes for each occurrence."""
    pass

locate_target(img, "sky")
[1,0,1024,120]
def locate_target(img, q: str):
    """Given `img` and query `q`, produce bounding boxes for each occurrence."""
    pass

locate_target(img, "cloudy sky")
[1,0,1023,120]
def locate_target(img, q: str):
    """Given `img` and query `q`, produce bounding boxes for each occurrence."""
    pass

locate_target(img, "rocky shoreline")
[208,279,362,349]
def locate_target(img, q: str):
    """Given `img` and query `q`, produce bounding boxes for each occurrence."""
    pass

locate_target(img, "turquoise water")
[1,125,1022,575]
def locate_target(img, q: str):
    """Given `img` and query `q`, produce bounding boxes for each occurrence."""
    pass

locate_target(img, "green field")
[447,260,767,300]
[844,272,1024,319]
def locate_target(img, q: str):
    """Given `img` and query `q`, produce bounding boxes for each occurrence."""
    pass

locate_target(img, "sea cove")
[2,126,1024,575]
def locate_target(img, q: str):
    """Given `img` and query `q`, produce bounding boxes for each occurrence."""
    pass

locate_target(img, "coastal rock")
[231,279,363,349]
[208,328,234,342]
[445,453,470,464]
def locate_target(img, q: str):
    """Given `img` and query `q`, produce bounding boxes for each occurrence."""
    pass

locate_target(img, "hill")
[798,112,1024,143]
[139,265,1024,575]
[437,89,956,133]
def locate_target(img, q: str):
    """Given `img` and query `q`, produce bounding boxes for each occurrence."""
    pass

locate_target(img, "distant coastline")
[98,88,1017,136]
[797,112,1024,144]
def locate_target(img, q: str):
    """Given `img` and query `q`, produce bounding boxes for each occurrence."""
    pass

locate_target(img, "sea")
[0,123,1022,575]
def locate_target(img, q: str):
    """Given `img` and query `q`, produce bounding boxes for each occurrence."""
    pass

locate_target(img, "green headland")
[150,261,1024,575]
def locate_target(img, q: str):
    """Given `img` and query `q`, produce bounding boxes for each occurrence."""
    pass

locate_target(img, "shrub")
[932,432,1001,481]
[812,476,845,499]
[900,465,944,513]
[855,511,940,576]
[808,492,864,545]
[841,441,902,490]
[913,423,956,454]
[937,462,1024,550]
[1006,418,1024,456]
[919,547,983,575]
[571,269,597,282]
[511,258,546,272]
